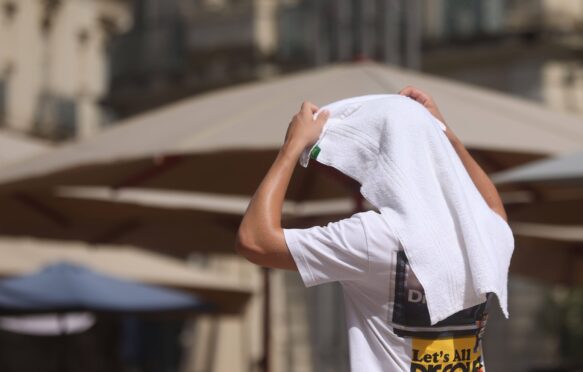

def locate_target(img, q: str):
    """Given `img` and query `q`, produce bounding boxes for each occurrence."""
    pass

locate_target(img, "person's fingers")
[399,85,415,96]
[315,110,330,127]
[400,85,420,98]
[400,86,431,106]
[301,101,319,114]
[400,85,425,99]
[406,89,423,101]
[415,93,429,106]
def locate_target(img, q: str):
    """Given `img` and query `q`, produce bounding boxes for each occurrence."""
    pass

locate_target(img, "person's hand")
[284,101,330,149]
[399,86,446,123]
[399,86,457,142]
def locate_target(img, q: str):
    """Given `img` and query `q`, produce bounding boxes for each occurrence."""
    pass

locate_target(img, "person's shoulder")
[318,210,383,236]
[320,210,393,239]
[343,210,386,231]
[351,209,384,223]
[353,209,397,240]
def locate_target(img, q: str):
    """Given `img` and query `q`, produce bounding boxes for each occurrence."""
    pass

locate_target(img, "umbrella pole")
[261,268,271,372]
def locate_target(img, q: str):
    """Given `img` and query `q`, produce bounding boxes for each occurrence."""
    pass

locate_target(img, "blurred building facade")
[421,0,583,114]
[105,0,280,118]
[0,0,131,140]
[2,0,582,141]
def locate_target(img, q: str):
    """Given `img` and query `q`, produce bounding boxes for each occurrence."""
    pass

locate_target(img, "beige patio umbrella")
[0,61,578,262]
[0,61,580,200]
[0,237,253,314]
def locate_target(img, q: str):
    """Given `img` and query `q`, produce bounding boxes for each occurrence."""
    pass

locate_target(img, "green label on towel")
[310,145,321,160]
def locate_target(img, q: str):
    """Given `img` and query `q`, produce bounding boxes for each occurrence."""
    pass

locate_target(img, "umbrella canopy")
[0,262,211,314]
[493,151,583,185]
[0,61,579,199]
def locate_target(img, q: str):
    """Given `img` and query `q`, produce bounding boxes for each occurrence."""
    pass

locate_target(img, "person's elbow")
[492,205,508,222]
[235,223,278,266]
[488,196,508,222]
[236,221,298,270]
[235,225,261,264]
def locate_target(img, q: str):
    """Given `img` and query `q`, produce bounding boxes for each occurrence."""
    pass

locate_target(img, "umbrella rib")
[12,192,70,228]
[89,220,142,245]
[112,155,185,189]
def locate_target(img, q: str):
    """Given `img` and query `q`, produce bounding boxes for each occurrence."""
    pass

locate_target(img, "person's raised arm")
[235,102,330,270]
[399,86,507,221]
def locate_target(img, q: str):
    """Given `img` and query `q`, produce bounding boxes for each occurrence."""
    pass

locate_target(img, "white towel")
[302,94,514,325]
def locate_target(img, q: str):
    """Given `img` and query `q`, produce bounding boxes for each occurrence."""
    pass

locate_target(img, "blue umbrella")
[0,262,212,314]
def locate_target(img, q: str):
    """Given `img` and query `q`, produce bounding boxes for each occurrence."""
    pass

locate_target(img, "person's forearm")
[242,140,302,237]
[236,102,329,270]
[236,140,304,267]
[447,132,507,220]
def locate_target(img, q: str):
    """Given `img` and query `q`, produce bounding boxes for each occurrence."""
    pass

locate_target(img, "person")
[235,86,507,371]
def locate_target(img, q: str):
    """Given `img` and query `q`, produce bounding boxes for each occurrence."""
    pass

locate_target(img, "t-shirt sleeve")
[283,213,370,287]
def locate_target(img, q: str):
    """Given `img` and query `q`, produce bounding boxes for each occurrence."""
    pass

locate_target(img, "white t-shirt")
[283,210,490,372]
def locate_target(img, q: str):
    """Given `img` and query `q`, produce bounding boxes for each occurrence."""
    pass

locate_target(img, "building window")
[2,1,18,21]
[34,93,77,140]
